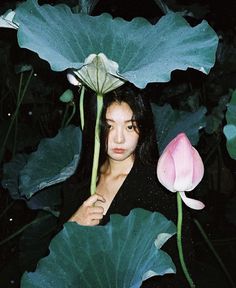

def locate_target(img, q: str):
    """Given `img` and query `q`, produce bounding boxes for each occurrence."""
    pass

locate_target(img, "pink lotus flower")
[157,133,205,210]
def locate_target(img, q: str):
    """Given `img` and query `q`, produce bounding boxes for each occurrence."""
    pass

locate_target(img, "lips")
[112,148,125,154]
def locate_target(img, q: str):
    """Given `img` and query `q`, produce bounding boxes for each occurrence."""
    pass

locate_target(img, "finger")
[88,206,104,214]
[84,194,105,206]
[90,219,100,226]
[91,212,104,220]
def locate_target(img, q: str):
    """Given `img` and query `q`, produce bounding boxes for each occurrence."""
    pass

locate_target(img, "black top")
[59,158,195,288]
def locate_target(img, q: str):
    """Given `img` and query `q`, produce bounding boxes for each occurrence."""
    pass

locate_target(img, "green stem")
[61,103,69,128]
[0,69,33,163]
[64,101,76,127]
[12,114,18,157]
[153,0,170,14]
[194,218,236,288]
[90,94,103,195]
[177,192,195,288]
[79,85,85,130]
[12,72,23,157]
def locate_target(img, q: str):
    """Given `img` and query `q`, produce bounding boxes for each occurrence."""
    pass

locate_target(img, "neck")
[101,156,135,176]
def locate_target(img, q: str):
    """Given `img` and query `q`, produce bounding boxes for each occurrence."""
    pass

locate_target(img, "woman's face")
[105,101,139,163]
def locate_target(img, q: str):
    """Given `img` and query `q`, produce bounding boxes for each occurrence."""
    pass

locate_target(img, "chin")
[108,152,134,162]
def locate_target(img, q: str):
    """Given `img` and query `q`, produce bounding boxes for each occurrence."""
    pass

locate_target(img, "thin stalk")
[61,103,70,128]
[0,69,33,163]
[90,94,103,195]
[153,0,170,14]
[12,72,24,157]
[0,214,50,246]
[12,114,18,157]
[64,101,76,127]
[79,85,85,130]
[194,218,236,288]
[177,192,195,288]
[17,71,24,101]
[195,237,236,247]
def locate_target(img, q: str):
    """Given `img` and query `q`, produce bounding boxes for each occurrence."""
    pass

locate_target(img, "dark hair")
[99,85,158,166]
[75,84,158,182]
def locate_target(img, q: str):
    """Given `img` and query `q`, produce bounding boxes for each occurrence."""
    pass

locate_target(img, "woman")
[59,85,195,287]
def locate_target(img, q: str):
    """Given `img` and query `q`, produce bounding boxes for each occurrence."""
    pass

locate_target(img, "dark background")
[0,0,236,287]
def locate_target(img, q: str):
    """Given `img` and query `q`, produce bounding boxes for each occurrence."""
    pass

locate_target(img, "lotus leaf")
[21,208,176,288]
[19,125,82,198]
[223,90,236,160]
[14,0,219,89]
[151,103,206,153]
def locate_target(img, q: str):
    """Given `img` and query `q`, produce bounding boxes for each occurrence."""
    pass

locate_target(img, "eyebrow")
[106,118,133,123]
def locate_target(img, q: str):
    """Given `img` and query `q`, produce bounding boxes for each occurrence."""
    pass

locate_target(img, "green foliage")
[21,209,176,288]
[77,0,100,15]
[152,103,206,153]
[59,89,74,103]
[19,125,82,198]
[0,2,228,287]
[223,90,236,159]
[14,0,218,88]
[2,125,82,199]
[205,94,230,134]
[2,154,61,214]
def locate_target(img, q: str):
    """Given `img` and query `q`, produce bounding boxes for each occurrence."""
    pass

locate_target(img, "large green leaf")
[2,153,61,214]
[14,0,218,89]
[152,103,206,153]
[78,0,100,15]
[223,90,236,160]
[205,94,230,134]
[19,125,82,198]
[21,208,176,288]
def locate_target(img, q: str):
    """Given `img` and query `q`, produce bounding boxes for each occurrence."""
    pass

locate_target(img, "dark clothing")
[59,158,195,288]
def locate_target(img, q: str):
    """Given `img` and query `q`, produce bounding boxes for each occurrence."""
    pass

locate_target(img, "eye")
[107,123,113,130]
[127,125,135,131]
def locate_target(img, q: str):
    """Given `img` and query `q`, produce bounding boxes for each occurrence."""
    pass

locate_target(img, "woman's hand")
[69,194,105,226]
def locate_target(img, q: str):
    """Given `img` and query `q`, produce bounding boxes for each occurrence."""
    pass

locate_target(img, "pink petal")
[171,134,194,191]
[186,147,204,191]
[180,192,205,210]
[157,150,176,192]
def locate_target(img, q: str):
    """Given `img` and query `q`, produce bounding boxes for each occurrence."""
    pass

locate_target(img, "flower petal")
[74,53,125,94]
[188,147,204,191]
[67,72,81,86]
[157,150,176,192]
[171,134,194,191]
[180,192,205,210]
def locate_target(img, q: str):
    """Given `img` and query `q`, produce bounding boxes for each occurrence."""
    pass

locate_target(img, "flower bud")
[157,133,205,209]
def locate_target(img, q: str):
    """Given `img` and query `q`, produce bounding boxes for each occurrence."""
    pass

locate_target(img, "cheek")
[129,134,139,149]
[107,136,111,149]
[107,133,113,149]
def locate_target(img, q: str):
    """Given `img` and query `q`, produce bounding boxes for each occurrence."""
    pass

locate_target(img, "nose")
[114,127,125,144]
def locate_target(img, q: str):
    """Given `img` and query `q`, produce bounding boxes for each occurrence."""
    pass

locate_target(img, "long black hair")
[99,84,158,167]
[75,84,158,181]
